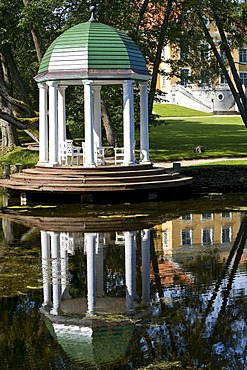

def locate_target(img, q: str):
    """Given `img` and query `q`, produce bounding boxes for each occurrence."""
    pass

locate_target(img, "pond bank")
[182,166,247,194]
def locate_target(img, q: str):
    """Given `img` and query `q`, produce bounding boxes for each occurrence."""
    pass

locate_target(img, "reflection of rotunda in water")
[41,229,151,317]
[39,227,152,367]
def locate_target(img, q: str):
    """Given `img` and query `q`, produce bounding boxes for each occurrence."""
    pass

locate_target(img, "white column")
[57,85,67,145]
[84,80,95,166]
[38,83,48,165]
[50,232,61,315]
[123,80,135,165]
[139,82,150,163]
[125,231,136,314]
[85,233,96,315]
[93,85,102,148]
[48,82,59,166]
[141,229,150,305]
[41,230,51,308]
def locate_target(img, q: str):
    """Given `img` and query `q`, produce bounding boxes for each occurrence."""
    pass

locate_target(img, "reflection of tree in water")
[129,215,247,369]
[104,244,126,297]
[68,248,87,298]
[0,295,76,369]
[103,235,143,299]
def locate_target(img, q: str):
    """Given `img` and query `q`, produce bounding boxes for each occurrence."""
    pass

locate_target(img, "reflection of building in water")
[153,212,242,257]
[41,229,151,317]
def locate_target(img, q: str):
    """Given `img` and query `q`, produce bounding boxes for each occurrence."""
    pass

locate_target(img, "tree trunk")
[101,99,116,145]
[4,46,31,105]
[216,18,247,118]
[199,15,247,127]
[1,119,8,153]
[148,0,174,116]
[22,0,45,63]
[0,51,20,147]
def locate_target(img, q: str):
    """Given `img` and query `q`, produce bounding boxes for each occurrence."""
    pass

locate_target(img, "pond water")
[1,194,247,369]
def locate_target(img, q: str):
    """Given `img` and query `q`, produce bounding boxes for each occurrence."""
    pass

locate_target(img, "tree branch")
[0,84,37,118]
[0,110,38,130]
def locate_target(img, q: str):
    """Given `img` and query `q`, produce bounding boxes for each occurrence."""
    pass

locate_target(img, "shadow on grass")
[149,117,247,161]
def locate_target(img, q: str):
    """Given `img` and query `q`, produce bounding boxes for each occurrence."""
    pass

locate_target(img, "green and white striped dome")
[35,20,149,83]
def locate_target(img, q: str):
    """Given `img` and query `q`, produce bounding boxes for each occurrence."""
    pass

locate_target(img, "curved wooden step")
[0,163,193,198]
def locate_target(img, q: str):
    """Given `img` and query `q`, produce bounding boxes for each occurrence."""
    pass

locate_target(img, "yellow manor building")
[154,211,242,258]
[156,22,247,113]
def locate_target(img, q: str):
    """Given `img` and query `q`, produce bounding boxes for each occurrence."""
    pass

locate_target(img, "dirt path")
[155,157,247,168]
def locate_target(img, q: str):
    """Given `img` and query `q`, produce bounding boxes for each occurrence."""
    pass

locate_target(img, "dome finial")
[89,5,97,22]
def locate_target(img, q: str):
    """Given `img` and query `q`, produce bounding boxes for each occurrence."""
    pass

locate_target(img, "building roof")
[35,19,150,83]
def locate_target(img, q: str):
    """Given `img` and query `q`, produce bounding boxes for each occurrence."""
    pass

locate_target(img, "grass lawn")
[149,106,247,162]
[153,103,213,117]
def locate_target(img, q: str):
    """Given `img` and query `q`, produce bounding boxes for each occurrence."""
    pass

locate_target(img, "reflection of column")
[50,232,61,315]
[96,233,104,297]
[41,230,51,307]
[60,233,67,295]
[86,233,96,315]
[141,229,150,305]
[125,231,136,314]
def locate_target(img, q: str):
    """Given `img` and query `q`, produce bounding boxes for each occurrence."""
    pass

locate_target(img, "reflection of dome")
[44,315,134,367]
[36,20,149,83]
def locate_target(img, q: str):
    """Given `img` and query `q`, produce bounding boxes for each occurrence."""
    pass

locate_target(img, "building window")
[162,230,169,248]
[200,69,211,86]
[181,214,192,221]
[161,47,166,59]
[201,213,213,221]
[181,229,192,246]
[161,75,166,87]
[221,226,232,244]
[180,68,190,87]
[239,49,247,64]
[221,212,232,219]
[240,72,247,88]
[202,228,213,245]
[180,43,190,59]
[220,70,229,85]
[201,44,210,61]
[220,47,227,61]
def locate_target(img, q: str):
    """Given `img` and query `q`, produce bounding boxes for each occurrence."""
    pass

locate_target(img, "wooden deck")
[0,163,193,203]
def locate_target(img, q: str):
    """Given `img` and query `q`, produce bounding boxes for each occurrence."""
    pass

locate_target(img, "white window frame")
[221,226,232,244]
[221,212,232,219]
[161,74,167,87]
[201,227,213,246]
[201,213,214,221]
[240,72,247,88]
[219,69,230,86]
[162,230,169,248]
[239,48,247,64]
[181,228,193,247]
[181,214,192,221]
[180,68,191,87]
